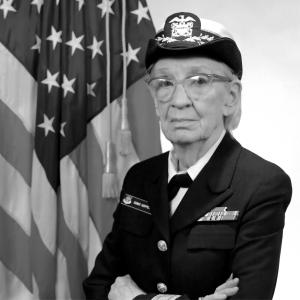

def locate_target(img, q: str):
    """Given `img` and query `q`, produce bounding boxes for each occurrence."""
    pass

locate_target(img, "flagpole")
[102,0,118,198]
[119,0,132,155]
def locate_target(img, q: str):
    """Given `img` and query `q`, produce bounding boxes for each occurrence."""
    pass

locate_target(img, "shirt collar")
[168,130,226,182]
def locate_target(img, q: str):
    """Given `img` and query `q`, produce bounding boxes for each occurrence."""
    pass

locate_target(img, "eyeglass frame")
[145,72,233,103]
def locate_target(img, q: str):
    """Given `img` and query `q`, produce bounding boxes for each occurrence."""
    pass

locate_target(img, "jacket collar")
[170,131,242,234]
[144,131,242,238]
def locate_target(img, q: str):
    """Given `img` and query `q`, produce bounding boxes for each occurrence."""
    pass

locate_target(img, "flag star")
[121,43,141,66]
[47,26,62,50]
[66,32,84,56]
[61,74,76,97]
[31,35,41,53]
[87,37,103,59]
[76,0,84,11]
[87,82,96,97]
[0,0,16,19]
[131,1,150,24]
[60,122,67,137]
[31,0,44,14]
[41,70,60,93]
[97,0,114,18]
[38,114,55,136]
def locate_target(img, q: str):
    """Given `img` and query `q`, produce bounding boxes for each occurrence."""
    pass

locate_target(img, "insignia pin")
[123,195,132,205]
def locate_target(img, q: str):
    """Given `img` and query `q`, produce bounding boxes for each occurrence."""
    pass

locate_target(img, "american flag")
[0,0,161,299]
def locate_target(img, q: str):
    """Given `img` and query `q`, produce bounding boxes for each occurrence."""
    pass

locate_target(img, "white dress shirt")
[168,130,226,216]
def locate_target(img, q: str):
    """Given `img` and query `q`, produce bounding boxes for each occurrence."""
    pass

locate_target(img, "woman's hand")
[202,276,239,300]
[108,274,144,300]
[108,274,239,300]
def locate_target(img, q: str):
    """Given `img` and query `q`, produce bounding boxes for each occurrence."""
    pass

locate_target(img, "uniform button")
[157,240,168,252]
[157,282,167,293]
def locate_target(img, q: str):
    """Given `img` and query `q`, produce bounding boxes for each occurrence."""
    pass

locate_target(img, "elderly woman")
[83,12,292,300]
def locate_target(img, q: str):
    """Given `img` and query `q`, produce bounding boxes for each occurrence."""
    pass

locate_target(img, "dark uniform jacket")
[83,132,292,300]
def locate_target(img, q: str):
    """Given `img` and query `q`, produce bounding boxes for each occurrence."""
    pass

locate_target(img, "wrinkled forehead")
[151,56,233,76]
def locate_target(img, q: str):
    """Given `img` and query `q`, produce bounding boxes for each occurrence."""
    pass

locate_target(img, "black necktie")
[168,173,193,201]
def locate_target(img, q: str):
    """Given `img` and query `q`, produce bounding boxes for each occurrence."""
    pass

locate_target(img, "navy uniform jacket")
[83,132,292,300]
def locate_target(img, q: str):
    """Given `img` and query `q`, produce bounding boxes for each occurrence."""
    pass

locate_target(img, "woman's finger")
[204,293,227,300]
[215,278,239,292]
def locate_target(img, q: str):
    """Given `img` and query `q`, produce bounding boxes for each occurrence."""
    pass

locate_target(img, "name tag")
[121,193,151,215]
[198,207,239,222]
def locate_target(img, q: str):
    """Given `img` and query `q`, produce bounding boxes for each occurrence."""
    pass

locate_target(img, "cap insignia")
[169,15,196,39]
[155,13,215,46]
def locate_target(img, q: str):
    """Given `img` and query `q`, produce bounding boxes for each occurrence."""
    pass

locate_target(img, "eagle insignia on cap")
[169,15,196,38]
[155,13,215,45]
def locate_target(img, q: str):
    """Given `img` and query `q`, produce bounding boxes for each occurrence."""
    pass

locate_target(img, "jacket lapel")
[170,132,242,235]
[144,153,170,242]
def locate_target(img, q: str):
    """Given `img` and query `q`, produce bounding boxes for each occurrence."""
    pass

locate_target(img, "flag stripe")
[57,193,87,300]
[60,156,89,256]
[0,261,33,300]
[55,250,71,300]
[30,219,56,300]
[31,152,57,254]
[0,207,32,293]
[0,42,37,134]
[0,154,31,235]
[0,98,33,185]
[88,218,102,273]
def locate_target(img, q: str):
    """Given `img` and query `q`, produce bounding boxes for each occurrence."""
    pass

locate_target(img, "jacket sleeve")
[82,206,126,300]
[230,170,292,300]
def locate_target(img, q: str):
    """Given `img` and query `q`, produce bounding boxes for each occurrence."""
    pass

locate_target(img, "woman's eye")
[191,75,209,85]
[157,79,173,88]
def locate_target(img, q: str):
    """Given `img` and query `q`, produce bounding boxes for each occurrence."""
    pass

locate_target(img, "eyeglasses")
[145,73,232,102]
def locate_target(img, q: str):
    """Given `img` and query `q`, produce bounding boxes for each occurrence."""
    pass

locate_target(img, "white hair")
[223,72,242,131]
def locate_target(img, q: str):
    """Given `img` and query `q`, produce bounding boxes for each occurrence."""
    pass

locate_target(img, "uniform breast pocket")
[116,204,153,236]
[187,224,236,250]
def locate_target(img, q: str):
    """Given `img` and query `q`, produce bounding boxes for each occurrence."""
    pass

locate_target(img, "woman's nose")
[170,83,192,108]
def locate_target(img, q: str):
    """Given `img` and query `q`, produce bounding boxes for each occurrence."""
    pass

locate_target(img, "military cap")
[145,12,243,79]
